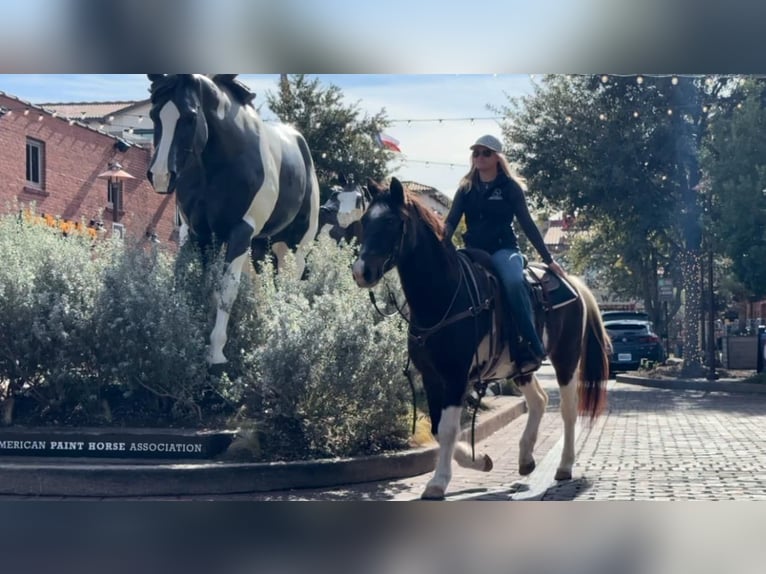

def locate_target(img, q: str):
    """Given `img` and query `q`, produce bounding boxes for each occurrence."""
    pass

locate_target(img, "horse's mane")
[148,75,177,103]
[406,191,445,242]
[212,74,256,107]
[148,74,256,108]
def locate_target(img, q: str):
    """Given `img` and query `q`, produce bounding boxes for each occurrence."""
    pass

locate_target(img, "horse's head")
[146,74,210,194]
[351,177,409,287]
[321,185,368,230]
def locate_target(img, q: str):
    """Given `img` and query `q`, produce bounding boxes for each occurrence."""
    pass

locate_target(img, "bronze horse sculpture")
[352,178,611,500]
[147,74,320,364]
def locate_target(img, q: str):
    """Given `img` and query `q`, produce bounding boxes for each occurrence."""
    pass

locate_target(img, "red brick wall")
[0,94,177,245]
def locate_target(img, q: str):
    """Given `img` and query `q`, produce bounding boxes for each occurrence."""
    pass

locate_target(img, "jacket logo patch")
[488,189,504,200]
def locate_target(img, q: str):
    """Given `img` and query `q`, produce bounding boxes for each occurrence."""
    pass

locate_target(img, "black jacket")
[445,171,553,263]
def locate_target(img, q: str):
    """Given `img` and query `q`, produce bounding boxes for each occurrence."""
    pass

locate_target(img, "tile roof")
[37,100,146,121]
[0,91,134,144]
[544,224,567,246]
[400,180,452,207]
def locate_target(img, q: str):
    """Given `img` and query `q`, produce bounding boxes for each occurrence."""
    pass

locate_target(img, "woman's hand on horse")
[548,260,566,276]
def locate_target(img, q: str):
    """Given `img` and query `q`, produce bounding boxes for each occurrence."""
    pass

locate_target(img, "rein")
[367,248,492,459]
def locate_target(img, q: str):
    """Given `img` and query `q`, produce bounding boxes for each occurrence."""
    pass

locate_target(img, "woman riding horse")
[444,134,563,379]
[352,177,610,500]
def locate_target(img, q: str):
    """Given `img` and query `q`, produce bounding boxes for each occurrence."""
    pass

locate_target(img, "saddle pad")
[526,264,580,310]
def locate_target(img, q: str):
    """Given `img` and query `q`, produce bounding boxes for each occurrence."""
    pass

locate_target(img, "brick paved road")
[218,364,766,501]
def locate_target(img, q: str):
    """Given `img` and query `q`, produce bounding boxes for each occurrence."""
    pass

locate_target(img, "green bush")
[0,210,411,459]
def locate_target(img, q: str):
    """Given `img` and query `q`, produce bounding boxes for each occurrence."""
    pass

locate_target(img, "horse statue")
[146,74,320,365]
[351,178,611,500]
[316,174,370,245]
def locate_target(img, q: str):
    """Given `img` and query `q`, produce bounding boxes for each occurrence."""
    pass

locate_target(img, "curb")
[615,374,766,395]
[0,396,527,497]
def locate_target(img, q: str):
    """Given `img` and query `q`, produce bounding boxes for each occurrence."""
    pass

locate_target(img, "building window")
[107,180,124,212]
[26,138,45,188]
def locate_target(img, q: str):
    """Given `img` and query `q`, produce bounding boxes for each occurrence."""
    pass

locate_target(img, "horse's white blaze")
[366,203,389,219]
[148,101,180,193]
[519,375,548,470]
[558,377,579,476]
[336,191,363,228]
[423,406,462,498]
[352,203,389,287]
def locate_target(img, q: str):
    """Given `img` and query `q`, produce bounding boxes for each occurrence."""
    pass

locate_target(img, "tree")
[266,74,394,201]
[496,74,738,373]
[702,81,766,300]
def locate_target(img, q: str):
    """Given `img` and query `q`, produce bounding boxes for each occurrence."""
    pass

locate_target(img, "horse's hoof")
[421,485,446,500]
[554,469,572,481]
[483,454,493,472]
[519,460,536,476]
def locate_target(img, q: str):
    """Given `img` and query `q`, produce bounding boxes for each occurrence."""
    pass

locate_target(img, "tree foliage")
[496,74,740,369]
[266,74,394,201]
[702,80,766,299]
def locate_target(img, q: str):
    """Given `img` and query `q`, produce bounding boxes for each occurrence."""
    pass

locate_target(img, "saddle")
[457,249,579,382]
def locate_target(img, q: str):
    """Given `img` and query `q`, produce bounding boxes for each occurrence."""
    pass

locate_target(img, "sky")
[0,74,536,198]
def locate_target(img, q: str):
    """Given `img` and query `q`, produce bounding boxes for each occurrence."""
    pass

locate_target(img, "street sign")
[658,278,674,302]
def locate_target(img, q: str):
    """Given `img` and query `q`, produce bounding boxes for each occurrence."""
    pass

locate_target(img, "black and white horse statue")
[146,74,320,364]
[352,178,611,500]
[316,174,370,245]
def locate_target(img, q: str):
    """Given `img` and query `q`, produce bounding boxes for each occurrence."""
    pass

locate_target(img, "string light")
[636,76,644,85]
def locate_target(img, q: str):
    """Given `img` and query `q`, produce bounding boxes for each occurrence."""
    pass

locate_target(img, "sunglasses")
[472,149,494,158]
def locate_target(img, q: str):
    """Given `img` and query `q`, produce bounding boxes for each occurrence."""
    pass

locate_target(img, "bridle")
[364,211,493,457]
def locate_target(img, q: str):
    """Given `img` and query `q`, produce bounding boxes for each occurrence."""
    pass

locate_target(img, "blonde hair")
[459,150,526,192]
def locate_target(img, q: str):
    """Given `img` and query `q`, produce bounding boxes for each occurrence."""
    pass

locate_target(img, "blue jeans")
[490,248,545,358]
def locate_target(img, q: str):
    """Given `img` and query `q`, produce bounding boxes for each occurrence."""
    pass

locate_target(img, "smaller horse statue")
[352,177,612,500]
[146,74,320,365]
[316,174,370,245]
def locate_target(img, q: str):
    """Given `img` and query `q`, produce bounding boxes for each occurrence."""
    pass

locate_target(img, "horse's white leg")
[453,441,494,472]
[208,250,248,365]
[422,406,462,500]
[518,375,548,475]
[556,378,579,481]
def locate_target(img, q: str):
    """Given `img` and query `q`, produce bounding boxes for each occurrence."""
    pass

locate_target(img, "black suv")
[604,319,666,373]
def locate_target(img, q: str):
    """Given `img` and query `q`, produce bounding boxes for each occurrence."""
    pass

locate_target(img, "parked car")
[602,310,651,323]
[604,319,666,373]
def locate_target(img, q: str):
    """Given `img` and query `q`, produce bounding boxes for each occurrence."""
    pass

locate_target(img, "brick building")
[0,91,178,245]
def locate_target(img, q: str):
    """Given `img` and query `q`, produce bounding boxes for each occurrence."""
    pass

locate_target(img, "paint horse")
[316,174,370,245]
[147,74,320,364]
[352,178,611,500]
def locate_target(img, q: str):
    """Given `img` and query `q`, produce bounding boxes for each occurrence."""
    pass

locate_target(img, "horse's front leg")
[422,404,462,500]
[518,374,548,475]
[208,221,254,365]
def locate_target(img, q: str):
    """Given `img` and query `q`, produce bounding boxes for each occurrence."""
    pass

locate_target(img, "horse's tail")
[570,276,611,420]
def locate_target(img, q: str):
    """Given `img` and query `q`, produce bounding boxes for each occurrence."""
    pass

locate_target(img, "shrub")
[224,237,412,460]
[0,211,412,459]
